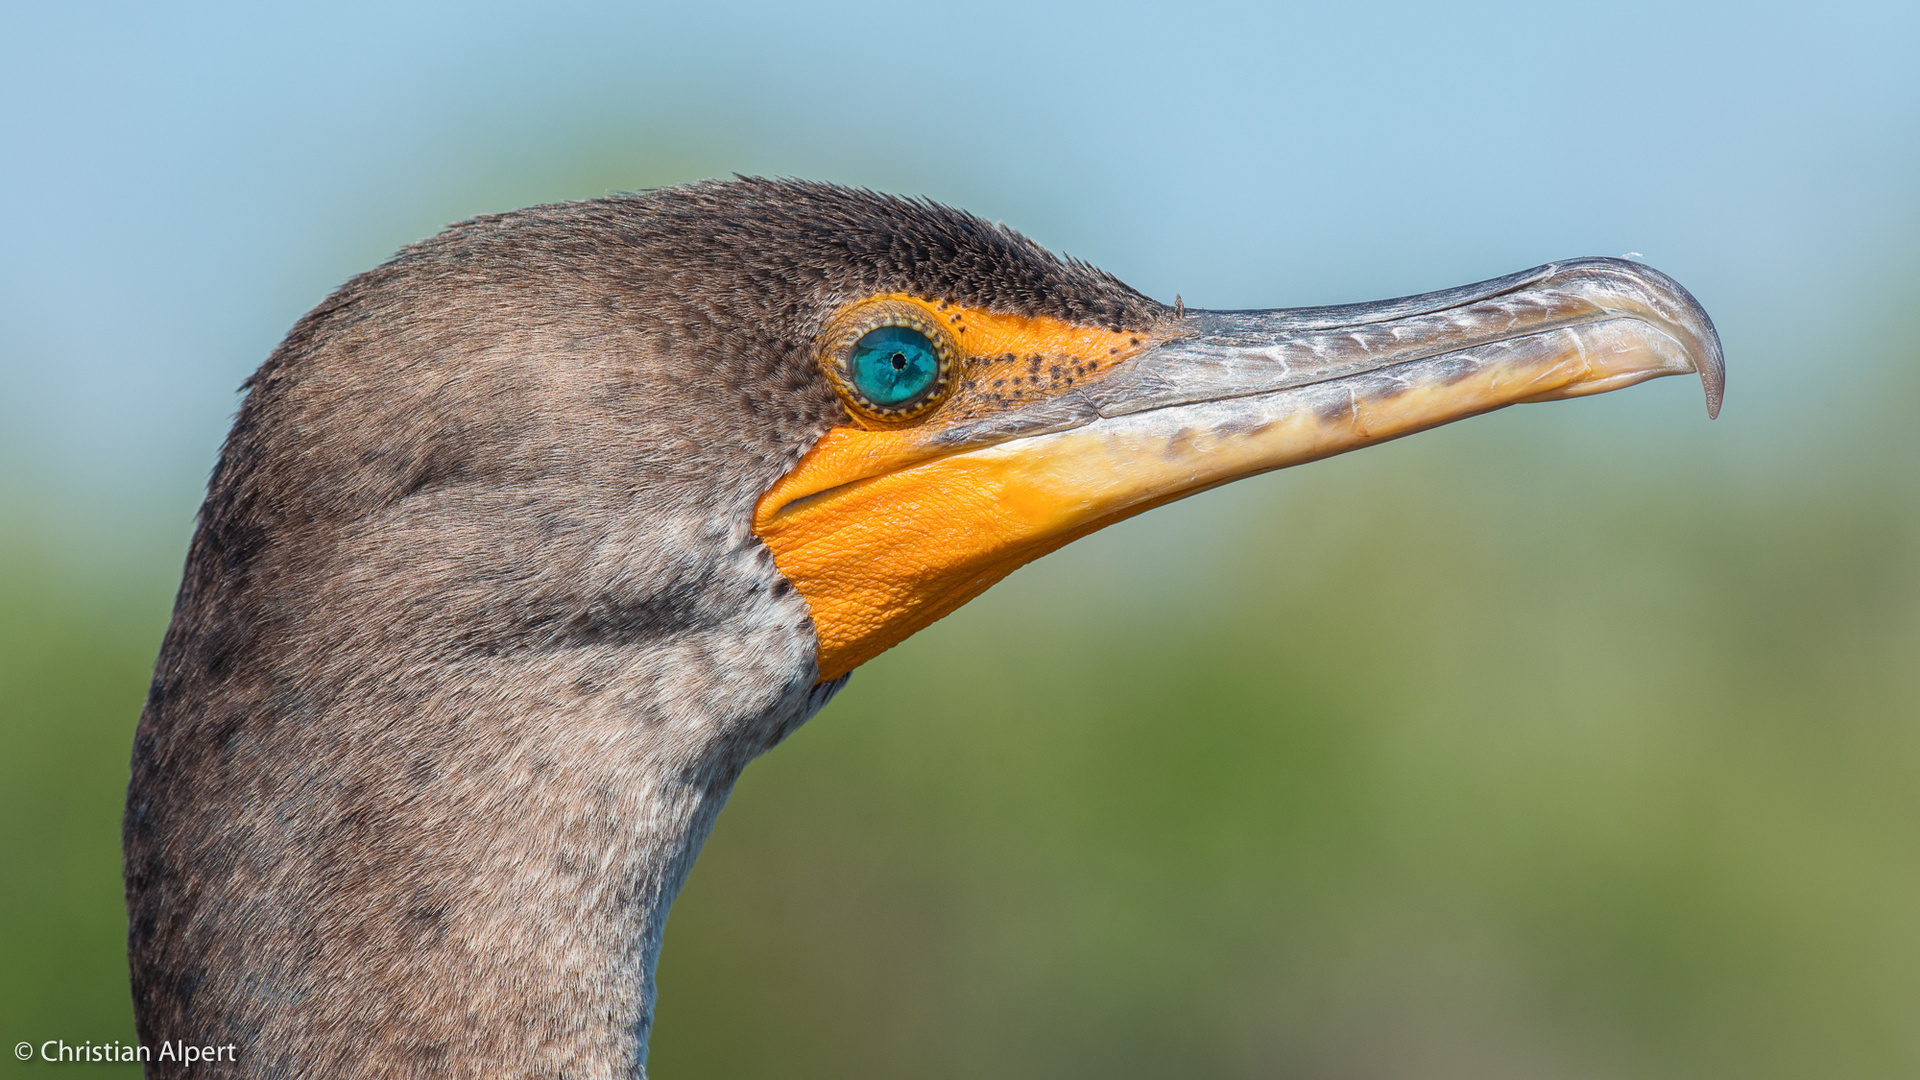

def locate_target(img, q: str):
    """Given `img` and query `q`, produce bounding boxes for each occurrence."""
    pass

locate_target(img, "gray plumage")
[125,178,1166,1078]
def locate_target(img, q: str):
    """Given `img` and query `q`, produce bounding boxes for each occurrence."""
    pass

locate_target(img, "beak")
[1111,255,1721,424]
[1007,255,1722,508]
[757,257,1724,679]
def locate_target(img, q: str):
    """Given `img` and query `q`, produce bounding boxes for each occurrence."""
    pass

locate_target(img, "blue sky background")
[6,6,1920,1075]
[5,0,1918,551]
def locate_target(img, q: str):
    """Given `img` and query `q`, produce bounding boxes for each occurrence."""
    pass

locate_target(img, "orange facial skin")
[754,295,1176,679]
[854,293,1164,426]
[755,425,1131,680]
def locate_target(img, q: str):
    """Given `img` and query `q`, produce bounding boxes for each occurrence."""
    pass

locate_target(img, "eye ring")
[819,300,962,427]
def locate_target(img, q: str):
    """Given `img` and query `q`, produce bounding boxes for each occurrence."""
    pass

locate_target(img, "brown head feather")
[126,178,1163,1078]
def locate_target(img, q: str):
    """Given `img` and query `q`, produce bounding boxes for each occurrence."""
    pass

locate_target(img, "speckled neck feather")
[124,179,1164,1078]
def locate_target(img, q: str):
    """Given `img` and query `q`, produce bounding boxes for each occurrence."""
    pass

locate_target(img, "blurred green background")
[4,2,1918,1077]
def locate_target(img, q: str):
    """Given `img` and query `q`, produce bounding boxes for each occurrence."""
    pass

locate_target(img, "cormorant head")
[215,176,1720,695]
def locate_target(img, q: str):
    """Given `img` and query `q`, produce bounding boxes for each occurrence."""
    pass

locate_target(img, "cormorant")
[125,177,1722,1078]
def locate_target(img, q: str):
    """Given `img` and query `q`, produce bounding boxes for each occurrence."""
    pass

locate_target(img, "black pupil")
[890,352,908,370]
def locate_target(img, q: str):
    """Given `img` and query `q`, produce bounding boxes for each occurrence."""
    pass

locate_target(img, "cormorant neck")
[128,497,842,1078]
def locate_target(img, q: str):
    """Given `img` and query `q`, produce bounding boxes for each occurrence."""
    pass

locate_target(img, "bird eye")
[848,326,940,408]
[819,300,961,426]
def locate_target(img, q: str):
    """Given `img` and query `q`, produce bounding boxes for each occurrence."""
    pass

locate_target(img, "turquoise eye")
[847,325,941,408]
[820,302,960,425]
